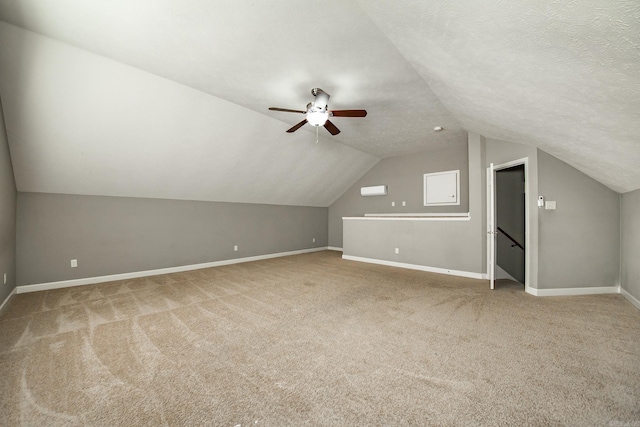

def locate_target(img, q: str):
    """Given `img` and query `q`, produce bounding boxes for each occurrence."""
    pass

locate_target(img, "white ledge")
[344,213,470,221]
[364,212,469,217]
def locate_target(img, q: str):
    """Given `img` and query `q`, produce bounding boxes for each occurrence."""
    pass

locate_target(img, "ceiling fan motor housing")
[311,88,330,110]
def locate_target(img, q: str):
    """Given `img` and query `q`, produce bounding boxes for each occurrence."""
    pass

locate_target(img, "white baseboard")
[17,247,329,294]
[342,255,484,280]
[620,287,640,311]
[528,285,620,297]
[0,287,17,314]
[16,248,639,312]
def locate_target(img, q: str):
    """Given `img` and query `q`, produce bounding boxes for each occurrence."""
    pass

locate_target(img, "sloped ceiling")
[356,1,640,193]
[0,1,638,207]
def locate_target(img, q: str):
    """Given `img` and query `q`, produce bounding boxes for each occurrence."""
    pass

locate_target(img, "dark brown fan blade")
[269,107,306,114]
[329,109,367,117]
[323,120,341,135]
[286,119,308,133]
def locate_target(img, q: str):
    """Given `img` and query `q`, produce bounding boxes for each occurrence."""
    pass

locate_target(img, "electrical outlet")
[233,245,238,252]
[402,201,406,206]
[70,259,78,268]
[312,238,316,243]
[3,273,6,285]
[394,248,399,254]
[391,202,395,207]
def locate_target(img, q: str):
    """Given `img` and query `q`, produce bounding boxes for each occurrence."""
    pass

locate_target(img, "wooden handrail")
[497,227,525,250]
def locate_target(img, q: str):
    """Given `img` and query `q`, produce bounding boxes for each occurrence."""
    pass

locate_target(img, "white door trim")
[487,163,495,289]
[487,157,532,294]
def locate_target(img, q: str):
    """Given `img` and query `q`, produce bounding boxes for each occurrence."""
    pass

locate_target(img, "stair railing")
[496,227,524,251]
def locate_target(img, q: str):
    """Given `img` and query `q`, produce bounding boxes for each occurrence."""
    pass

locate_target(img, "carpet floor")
[1,251,639,426]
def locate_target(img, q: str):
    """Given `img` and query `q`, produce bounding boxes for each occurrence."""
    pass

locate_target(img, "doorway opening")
[495,164,525,287]
[487,158,530,292]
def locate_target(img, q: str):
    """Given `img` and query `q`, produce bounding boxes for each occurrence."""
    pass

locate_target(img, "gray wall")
[621,189,640,302]
[333,134,625,293]
[537,150,620,289]
[0,102,16,304]
[329,144,469,248]
[343,218,481,274]
[13,136,631,296]
[17,193,327,285]
[342,135,485,276]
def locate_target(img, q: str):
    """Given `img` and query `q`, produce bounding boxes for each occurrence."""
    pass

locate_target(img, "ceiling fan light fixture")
[306,110,329,127]
[269,88,366,135]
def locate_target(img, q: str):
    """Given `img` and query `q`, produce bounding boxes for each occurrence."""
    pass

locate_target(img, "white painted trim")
[488,157,531,293]
[487,271,533,294]
[17,247,329,294]
[487,162,495,289]
[528,286,620,297]
[364,212,469,218]
[343,216,470,222]
[340,255,626,301]
[327,246,343,252]
[494,157,530,171]
[342,255,484,280]
[0,287,17,314]
[621,287,640,311]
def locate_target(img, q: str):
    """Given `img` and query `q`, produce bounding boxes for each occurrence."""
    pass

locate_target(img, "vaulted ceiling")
[0,1,638,207]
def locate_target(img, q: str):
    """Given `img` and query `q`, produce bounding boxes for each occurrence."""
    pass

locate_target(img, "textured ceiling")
[0,0,638,205]
[357,0,640,193]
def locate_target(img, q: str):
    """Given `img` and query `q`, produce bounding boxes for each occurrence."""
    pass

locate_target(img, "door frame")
[487,157,531,293]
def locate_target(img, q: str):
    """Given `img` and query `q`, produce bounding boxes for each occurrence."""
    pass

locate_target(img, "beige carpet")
[1,251,639,426]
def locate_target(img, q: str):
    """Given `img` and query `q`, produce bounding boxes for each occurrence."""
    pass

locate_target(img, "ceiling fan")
[269,88,367,136]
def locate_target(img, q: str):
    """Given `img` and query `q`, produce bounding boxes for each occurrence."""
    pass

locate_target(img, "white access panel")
[424,170,460,206]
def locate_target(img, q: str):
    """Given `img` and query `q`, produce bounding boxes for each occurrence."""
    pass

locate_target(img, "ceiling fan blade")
[286,119,308,133]
[329,109,367,117]
[269,107,306,114]
[324,120,341,135]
